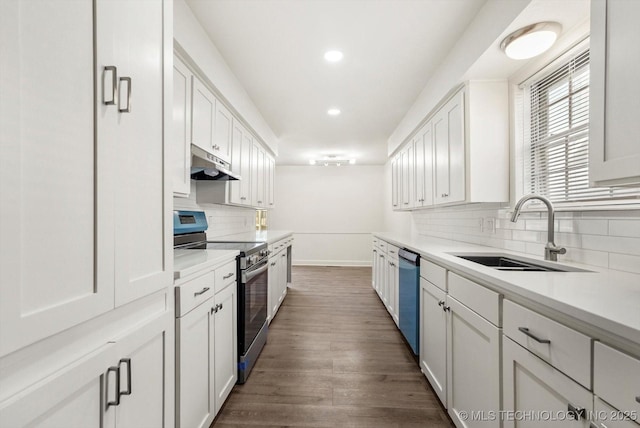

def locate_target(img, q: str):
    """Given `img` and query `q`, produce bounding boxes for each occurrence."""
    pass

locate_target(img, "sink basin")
[450,253,591,273]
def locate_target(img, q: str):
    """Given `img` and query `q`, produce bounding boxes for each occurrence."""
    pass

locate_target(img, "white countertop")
[214,230,293,244]
[173,249,239,281]
[375,232,640,347]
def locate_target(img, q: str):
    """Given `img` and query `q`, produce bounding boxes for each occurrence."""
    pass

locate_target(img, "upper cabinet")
[391,81,509,211]
[252,141,266,208]
[172,55,192,197]
[0,0,172,356]
[589,0,640,187]
[228,119,253,205]
[213,100,233,164]
[191,76,232,164]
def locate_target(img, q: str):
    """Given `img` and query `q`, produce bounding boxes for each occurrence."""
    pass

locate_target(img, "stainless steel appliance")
[173,210,269,383]
[398,248,420,355]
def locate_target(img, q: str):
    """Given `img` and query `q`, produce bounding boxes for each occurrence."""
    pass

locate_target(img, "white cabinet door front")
[0,0,114,356]
[420,278,447,406]
[213,100,233,163]
[434,91,465,205]
[172,55,192,197]
[503,337,592,428]
[213,284,237,414]
[191,77,216,154]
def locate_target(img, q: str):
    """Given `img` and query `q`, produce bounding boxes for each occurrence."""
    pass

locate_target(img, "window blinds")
[525,49,639,203]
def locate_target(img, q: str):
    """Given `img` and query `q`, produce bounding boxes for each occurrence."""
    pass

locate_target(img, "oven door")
[239,259,268,355]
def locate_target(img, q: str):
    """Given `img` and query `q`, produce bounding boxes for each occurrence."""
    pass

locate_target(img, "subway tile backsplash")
[412,203,640,274]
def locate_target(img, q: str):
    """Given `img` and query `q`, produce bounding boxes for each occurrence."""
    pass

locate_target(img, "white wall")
[173,0,278,155]
[270,166,384,266]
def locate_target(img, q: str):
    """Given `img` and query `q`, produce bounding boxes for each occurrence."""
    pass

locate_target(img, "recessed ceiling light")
[324,50,343,62]
[500,22,561,60]
[327,108,341,116]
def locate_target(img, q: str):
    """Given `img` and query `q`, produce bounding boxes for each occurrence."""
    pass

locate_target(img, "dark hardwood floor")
[212,266,453,427]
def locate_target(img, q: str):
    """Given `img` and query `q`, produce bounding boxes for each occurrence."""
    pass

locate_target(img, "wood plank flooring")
[212,266,453,427]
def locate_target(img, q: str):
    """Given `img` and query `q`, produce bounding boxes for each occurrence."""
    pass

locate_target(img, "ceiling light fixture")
[327,108,341,116]
[500,22,562,60]
[309,155,356,166]
[324,50,343,62]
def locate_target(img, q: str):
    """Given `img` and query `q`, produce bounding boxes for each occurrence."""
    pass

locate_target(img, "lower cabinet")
[268,241,289,323]
[387,246,400,326]
[0,312,172,428]
[502,337,592,428]
[420,278,447,405]
[176,282,237,428]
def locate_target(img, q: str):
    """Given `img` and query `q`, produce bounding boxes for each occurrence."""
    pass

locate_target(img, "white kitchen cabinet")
[266,154,276,209]
[191,76,216,155]
[173,55,192,197]
[400,142,415,209]
[434,90,465,205]
[387,249,400,326]
[372,247,379,291]
[589,0,640,187]
[0,313,172,428]
[503,337,592,428]
[252,141,266,208]
[176,281,237,427]
[591,396,639,428]
[391,154,400,209]
[379,251,389,308]
[228,119,253,206]
[0,0,171,356]
[213,100,233,164]
[420,278,448,406]
[268,242,289,322]
[414,121,434,208]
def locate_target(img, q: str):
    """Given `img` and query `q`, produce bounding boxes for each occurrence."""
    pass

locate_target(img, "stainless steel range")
[173,211,269,383]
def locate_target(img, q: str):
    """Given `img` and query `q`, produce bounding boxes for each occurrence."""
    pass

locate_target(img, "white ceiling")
[185,0,487,165]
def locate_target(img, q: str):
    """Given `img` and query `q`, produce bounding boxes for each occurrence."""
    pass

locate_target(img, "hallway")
[213,266,453,427]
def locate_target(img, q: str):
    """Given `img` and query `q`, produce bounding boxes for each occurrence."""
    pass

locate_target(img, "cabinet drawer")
[594,342,640,421]
[503,300,592,388]
[420,260,446,291]
[593,396,639,427]
[176,270,216,317]
[377,240,388,253]
[448,272,500,326]
[387,244,400,260]
[214,260,237,293]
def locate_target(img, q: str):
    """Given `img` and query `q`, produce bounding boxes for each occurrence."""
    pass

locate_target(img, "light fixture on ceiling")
[327,108,341,116]
[324,50,343,62]
[310,155,356,166]
[500,22,562,60]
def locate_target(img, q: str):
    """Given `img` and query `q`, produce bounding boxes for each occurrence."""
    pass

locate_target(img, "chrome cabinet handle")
[240,197,247,200]
[518,327,551,344]
[223,272,234,279]
[118,77,132,113]
[106,366,120,409]
[103,66,117,105]
[119,358,132,397]
[194,287,210,297]
[211,306,218,314]
[567,404,585,420]
[218,303,223,311]
[404,202,409,205]
[271,262,276,267]
[438,301,445,307]
[258,200,263,204]
[443,305,451,312]
[441,193,449,197]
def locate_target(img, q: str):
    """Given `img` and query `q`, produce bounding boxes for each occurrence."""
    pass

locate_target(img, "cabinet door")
[415,122,434,207]
[0,343,114,428]
[172,55,192,197]
[391,156,400,210]
[267,155,276,209]
[400,144,414,209]
[419,278,447,406]
[252,142,266,207]
[279,251,288,303]
[213,284,237,414]
[106,0,172,307]
[434,91,465,205]
[387,259,398,324]
[240,132,253,204]
[268,256,279,320]
[446,296,500,427]
[0,0,114,356]
[590,0,640,186]
[213,100,233,163]
[229,120,246,205]
[372,248,378,290]
[191,76,216,154]
[107,312,172,428]
[176,300,215,428]
[503,337,592,428]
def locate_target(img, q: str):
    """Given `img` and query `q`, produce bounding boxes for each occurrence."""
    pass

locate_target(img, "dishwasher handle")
[398,248,420,265]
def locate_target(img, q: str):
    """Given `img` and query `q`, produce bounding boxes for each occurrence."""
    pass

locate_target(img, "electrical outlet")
[484,217,496,234]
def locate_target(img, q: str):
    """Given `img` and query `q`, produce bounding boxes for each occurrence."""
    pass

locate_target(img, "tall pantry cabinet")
[0,0,174,426]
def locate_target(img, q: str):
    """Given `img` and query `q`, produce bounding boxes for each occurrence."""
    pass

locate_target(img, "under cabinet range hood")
[190,144,240,181]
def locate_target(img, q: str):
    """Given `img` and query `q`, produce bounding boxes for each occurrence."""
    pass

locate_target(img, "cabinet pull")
[438,301,445,307]
[218,303,223,311]
[105,366,120,409]
[119,358,132,397]
[271,262,276,267]
[194,287,210,297]
[103,66,118,105]
[567,404,585,420]
[241,197,247,200]
[258,200,263,204]
[443,305,451,312]
[211,306,218,314]
[223,272,234,280]
[518,327,551,344]
[118,76,132,113]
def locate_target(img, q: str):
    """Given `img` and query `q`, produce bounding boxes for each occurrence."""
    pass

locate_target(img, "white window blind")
[524,48,640,204]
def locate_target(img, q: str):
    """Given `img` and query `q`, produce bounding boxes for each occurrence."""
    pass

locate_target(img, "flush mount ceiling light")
[327,108,341,116]
[310,155,356,166]
[324,50,343,62]
[500,22,562,60]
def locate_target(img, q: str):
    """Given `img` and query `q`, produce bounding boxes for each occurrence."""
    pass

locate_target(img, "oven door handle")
[242,261,269,282]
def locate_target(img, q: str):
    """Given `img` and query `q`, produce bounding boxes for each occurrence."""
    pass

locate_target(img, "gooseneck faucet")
[511,194,566,261]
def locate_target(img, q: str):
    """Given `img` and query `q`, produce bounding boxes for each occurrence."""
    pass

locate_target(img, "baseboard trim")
[293,260,372,267]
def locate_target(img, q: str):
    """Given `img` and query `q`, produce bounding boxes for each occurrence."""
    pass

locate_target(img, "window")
[523,47,640,205]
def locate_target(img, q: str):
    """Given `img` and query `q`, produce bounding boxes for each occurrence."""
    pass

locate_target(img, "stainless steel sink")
[450,253,591,272]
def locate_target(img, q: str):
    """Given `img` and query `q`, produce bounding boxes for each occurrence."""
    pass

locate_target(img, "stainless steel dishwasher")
[398,248,420,355]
